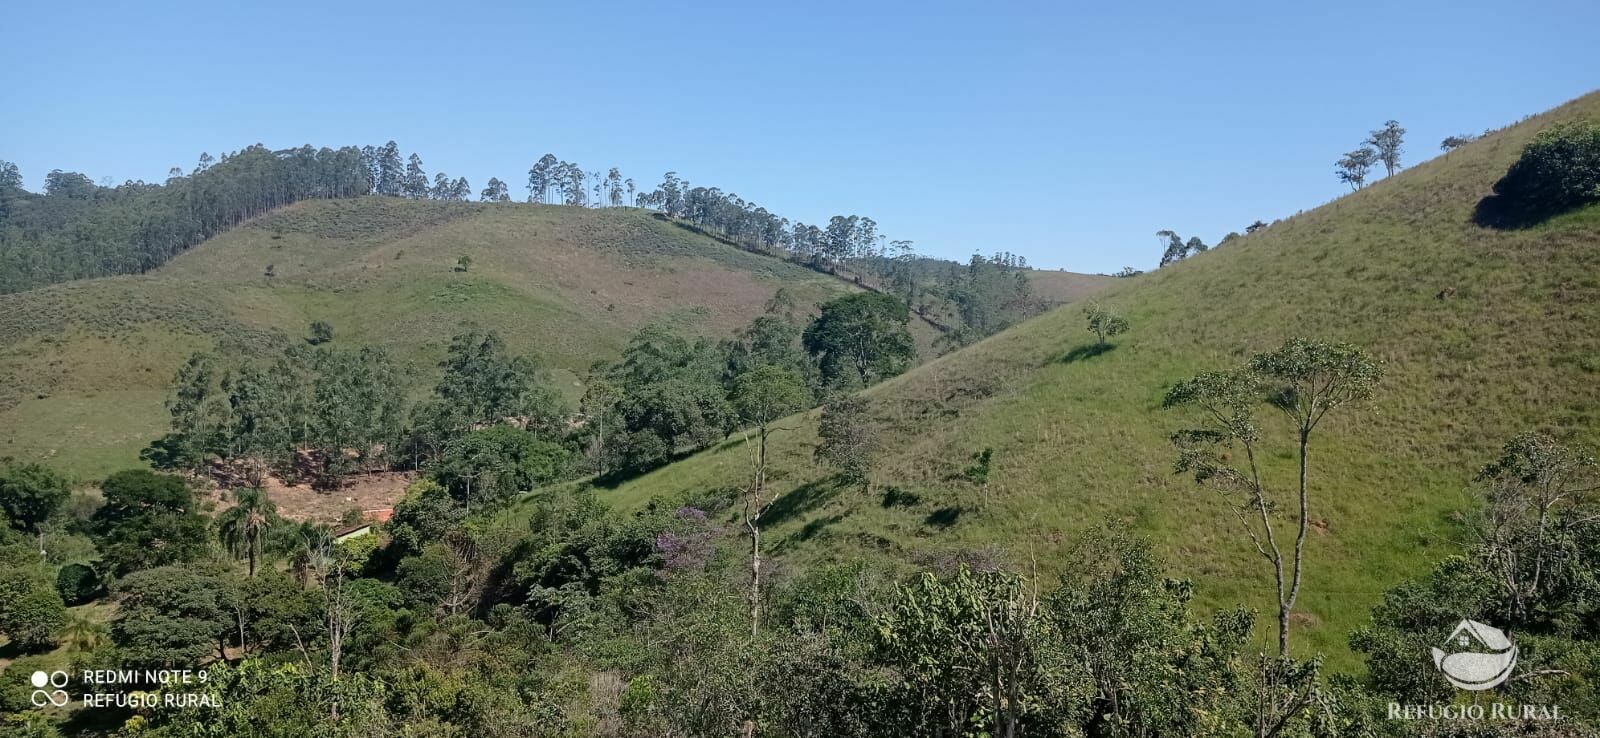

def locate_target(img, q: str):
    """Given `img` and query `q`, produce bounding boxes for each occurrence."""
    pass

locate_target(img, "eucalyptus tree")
[606,168,623,206]
[480,177,510,202]
[1164,338,1382,655]
[1156,229,1187,267]
[376,141,404,195]
[403,153,429,198]
[527,153,558,203]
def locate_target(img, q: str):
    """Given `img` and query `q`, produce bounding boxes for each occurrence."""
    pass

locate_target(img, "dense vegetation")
[0,147,369,293]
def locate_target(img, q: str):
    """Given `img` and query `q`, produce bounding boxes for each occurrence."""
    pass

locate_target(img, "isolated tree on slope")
[731,365,809,636]
[1156,230,1188,267]
[1164,338,1382,656]
[1336,147,1378,190]
[1366,120,1406,177]
[815,394,877,493]
[1082,303,1129,346]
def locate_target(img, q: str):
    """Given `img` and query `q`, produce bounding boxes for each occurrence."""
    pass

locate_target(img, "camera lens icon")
[30,670,70,707]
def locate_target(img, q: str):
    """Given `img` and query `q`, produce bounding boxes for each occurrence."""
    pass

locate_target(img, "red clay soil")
[228,471,415,524]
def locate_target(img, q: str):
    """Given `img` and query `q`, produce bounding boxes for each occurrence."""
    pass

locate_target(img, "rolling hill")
[1,199,1107,478]
[599,91,1600,666]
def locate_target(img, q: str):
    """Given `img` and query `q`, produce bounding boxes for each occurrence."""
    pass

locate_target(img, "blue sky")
[3,0,1596,273]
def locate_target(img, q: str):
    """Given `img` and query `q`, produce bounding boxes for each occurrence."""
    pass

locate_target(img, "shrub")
[55,562,101,605]
[1477,121,1600,227]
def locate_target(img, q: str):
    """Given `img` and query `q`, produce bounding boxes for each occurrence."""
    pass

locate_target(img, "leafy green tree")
[731,366,810,635]
[1481,121,1600,225]
[307,320,334,345]
[0,460,70,536]
[873,566,1086,736]
[577,368,625,474]
[722,314,813,389]
[55,562,101,605]
[0,569,67,652]
[433,426,570,512]
[385,480,463,561]
[112,565,235,667]
[1165,338,1382,656]
[90,469,209,575]
[1049,526,1251,737]
[218,488,281,578]
[308,347,407,485]
[431,330,562,433]
[1336,147,1378,190]
[237,569,321,657]
[802,292,916,388]
[815,394,876,492]
[606,326,735,468]
[1365,119,1406,177]
[144,353,230,473]
[3,145,372,293]
[1082,303,1129,346]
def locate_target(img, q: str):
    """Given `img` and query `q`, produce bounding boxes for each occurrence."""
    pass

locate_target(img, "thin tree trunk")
[1281,429,1312,658]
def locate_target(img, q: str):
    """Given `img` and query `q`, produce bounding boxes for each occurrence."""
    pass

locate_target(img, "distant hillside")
[0,198,885,476]
[601,92,1600,665]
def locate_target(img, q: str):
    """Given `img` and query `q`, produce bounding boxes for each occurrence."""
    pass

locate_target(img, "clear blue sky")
[3,0,1596,273]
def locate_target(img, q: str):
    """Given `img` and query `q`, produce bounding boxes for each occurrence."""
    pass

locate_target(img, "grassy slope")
[603,92,1600,667]
[0,199,867,478]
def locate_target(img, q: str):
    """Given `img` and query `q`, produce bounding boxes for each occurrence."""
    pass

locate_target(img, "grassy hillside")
[602,92,1600,667]
[0,199,879,477]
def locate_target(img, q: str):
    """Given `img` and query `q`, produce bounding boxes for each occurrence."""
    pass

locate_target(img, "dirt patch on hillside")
[255,471,415,524]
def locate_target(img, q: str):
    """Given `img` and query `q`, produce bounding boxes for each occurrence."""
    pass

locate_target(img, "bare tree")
[1471,432,1599,625]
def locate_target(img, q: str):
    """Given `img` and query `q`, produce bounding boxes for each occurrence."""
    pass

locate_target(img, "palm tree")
[217,488,278,577]
[60,610,107,653]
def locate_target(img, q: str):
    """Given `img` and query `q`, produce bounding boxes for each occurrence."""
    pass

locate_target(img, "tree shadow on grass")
[1472,192,1574,229]
[762,478,840,528]
[793,513,848,543]
[1061,342,1115,364]
[589,447,707,490]
[924,506,964,529]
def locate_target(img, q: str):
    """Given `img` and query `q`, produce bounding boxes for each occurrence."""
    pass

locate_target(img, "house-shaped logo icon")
[1431,619,1517,691]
